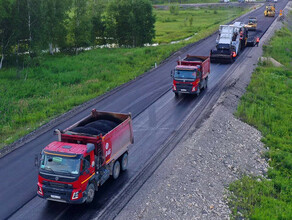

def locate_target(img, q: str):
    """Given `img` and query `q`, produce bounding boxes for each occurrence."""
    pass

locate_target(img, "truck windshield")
[40,154,81,175]
[174,70,196,79]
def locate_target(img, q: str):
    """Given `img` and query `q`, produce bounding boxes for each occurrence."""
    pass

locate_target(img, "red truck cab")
[172,55,210,96]
[37,109,134,204]
[37,141,96,203]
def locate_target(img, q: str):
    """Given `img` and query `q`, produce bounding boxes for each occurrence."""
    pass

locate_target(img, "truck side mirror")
[170,70,173,77]
[34,154,40,168]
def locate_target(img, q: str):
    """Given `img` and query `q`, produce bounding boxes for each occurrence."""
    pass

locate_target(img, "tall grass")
[154,6,246,43]
[229,26,292,219]
[0,6,248,149]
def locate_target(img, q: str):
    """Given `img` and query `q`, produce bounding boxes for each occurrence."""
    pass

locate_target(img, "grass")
[154,6,246,43]
[0,6,249,149]
[228,24,292,219]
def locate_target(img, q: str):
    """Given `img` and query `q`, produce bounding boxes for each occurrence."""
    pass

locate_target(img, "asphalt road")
[0,1,288,219]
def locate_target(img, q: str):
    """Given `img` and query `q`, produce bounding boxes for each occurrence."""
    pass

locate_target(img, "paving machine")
[264,4,275,17]
[245,17,257,31]
[210,22,248,63]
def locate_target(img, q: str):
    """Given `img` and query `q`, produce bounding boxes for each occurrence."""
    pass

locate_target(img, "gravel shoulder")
[115,3,291,220]
[115,88,268,220]
[116,102,268,220]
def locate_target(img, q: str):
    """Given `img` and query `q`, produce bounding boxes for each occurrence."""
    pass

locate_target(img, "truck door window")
[83,155,90,171]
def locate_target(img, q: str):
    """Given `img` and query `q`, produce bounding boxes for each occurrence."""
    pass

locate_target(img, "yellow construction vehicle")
[264,4,275,17]
[245,17,257,31]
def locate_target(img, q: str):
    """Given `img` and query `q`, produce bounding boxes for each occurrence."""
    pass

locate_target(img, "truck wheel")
[112,160,121,179]
[196,87,200,97]
[174,92,179,97]
[121,152,128,171]
[205,78,208,89]
[86,184,95,203]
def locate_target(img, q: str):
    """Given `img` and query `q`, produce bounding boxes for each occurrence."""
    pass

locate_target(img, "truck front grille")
[43,181,72,189]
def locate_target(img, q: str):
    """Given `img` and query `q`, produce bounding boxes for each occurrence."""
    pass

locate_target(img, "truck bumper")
[38,183,86,204]
[173,85,197,94]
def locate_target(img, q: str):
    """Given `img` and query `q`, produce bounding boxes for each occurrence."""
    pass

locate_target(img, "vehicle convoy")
[172,55,210,96]
[210,22,248,63]
[37,109,134,204]
[264,4,275,17]
[245,17,257,31]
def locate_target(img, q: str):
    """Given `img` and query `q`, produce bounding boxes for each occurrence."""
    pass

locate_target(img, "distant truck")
[264,4,276,17]
[210,22,248,63]
[37,109,134,204]
[171,55,210,96]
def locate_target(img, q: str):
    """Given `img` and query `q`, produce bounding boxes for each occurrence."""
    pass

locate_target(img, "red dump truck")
[37,109,134,204]
[171,55,210,96]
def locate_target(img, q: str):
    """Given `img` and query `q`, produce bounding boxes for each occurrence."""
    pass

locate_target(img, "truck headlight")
[192,86,197,92]
[173,85,176,91]
[72,190,81,200]
[37,184,43,196]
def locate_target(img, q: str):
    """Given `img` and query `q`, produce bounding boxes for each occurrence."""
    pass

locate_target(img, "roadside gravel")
[115,90,268,220]
[115,3,292,219]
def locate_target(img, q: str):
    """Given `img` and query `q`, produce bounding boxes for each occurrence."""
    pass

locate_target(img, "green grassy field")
[0,6,249,149]
[228,25,292,219]
[154,6,246,43]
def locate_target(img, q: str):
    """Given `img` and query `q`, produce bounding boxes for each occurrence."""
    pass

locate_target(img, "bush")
[169,5,179,15]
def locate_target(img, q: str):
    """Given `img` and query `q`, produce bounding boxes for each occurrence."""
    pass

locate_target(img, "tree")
[89,0,106,45]
[43,0,71,55]
[105,0,155,47]
[0,0,15,69]
[67,0,92,54]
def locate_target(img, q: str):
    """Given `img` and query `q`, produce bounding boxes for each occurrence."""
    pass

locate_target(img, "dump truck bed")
[60,109,134,165]
[177,55,210,77]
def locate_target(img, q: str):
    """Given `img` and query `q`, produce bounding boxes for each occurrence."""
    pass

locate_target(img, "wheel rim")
[88,188,94,200]
[122,154,128,170]
[114,162,120,178]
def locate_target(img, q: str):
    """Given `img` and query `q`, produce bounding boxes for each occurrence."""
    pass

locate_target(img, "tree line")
[0,0,155,69]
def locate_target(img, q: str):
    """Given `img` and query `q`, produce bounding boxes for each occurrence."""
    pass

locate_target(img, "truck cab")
[172,55,210,96]
[37,142,98,203]
[172,66,201,95]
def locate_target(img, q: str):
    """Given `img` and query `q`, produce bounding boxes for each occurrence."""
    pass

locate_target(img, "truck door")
[80,155,92,190]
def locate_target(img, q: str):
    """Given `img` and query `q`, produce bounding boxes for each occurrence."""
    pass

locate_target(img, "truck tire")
[174,92,179,98]
[86,184,95,203]
[196,86,201,97]
[120,152,128,171]
[204,77,208,89]
[112,160,121,180]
